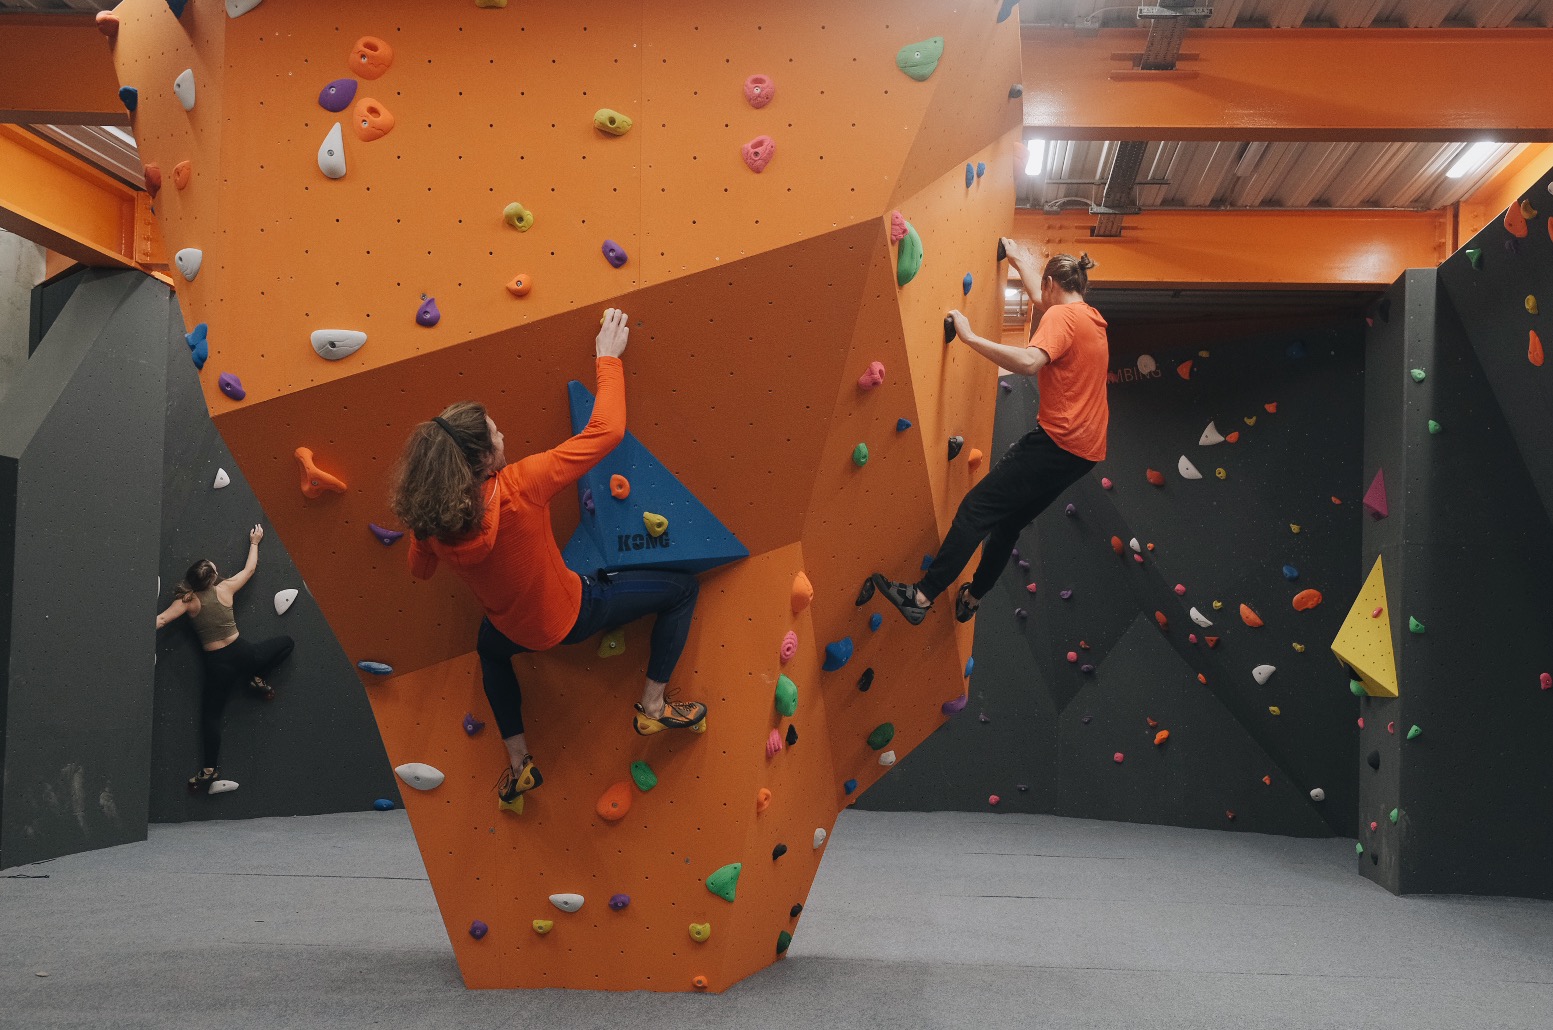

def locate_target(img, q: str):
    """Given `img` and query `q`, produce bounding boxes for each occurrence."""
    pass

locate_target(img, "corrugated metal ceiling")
[1020,0,1553,28]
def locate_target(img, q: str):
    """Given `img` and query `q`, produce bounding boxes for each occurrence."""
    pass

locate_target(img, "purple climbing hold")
[963,272,973,295]
[978,712,990,723]
[1011,548,1020,559]
[463,712,484,735]
[602,239,629,267]
[369,523,404,546]
[1081,663,1095,674]
[965,163,975,188]
[582,488,595,514]
[1081,715,1092,724]
[1060,589,1073,600]
[609,894,631,910]
[469,920,489,940]
[941,693,967,715]
[1018,559,1030,570]
[415,296,441,327]
[897,418,913,432]
[318,78,358,112]
[218,373,246,401]
[869,612,883,632]
[185,323,208,369]
[999,380,1013,392]
[976,161,986,178]
[1065,503,1076,516]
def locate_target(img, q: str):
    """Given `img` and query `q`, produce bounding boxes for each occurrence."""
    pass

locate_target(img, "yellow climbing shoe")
[496,757,542,814]
[633,698,708,736]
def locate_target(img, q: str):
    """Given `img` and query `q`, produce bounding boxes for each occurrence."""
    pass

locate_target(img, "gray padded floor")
[4,809,1551,1030]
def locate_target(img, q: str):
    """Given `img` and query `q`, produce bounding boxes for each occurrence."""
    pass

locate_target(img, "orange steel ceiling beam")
[0,15,126,126]
[1013,207,1448,289]
[1455,143,1553,246]
[0,124,164,270]
[1022,29,1553,142]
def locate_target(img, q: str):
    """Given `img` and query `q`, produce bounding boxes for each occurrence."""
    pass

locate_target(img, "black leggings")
[917,425,1096,602]
[198,635,294,768]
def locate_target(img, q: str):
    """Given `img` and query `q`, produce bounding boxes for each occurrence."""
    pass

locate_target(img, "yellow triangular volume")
[1331,555,1399,698]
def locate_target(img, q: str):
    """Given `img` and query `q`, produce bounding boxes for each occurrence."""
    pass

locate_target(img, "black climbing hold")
[786,725,798,747]
[857,667,874,692]
[772,843,788,860]
[790,903,803,918]
[997,239,1007,261]
[944,314,956,345]
[1008,84,1023,99]
[1367,749,1381,771]
[948,435,965,460]
[855,578,876,606]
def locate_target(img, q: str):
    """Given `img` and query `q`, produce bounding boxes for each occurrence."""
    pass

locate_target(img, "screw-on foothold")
[601,239,628,267]
[948,435,965,460]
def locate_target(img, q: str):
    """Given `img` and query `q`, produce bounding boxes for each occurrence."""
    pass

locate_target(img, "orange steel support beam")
[1022,29,1553,142]
[0,124,164,270]
[1455,143,1553,247]
[1013,207,1448,289]
[0,15,127,126]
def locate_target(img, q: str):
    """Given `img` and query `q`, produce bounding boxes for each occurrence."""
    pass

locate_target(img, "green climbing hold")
[895,37,944,81]
[1350,679,1366,697]
[867,723,895,751]
[896,222,923,287]
[705,862,742,903]
[1428,419,1442,434]
[1356,842,1364,854]
[852,443,869,467]
[775,675,798,717]
[1389,808,1399,824]
[630,760,657,791]
[1467,248,1483,270]
[1410,368,1427,382]
[1406,724,1422,740]
[776,930,793,955]
[1409,616,1425,634]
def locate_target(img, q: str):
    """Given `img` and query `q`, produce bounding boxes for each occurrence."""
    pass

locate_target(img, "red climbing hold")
[1531,329,1545,367]
[1225,432,1240,443]
[1292,589,1323,611]
[1240,604,1264,628]
[143,164,163,199]
[1262,775,1272,786]
[1226,811,1236,821]
[1541,672,1552,691]
[1177,360,1193,380]
[857,361,886,391]
[988,795,1001,806]
[1146,468,1166,487]
[1363,468,1388,519]
[1197,673,1208,684]
[1111,536,1124,555]
[1205,636,1220,648]
[1264,402,1278,413]
[1154,611,1169,630]
[1146,717,1159,728]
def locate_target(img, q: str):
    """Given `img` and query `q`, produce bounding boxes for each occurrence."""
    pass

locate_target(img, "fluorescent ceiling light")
[1445,141,1497,179]
[103,125,137,146]
[1024,139,1046,177]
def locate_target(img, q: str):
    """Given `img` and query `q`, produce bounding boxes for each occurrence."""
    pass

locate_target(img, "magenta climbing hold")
[888,210,908,243]
[601,240,628,267]
[1067,651,1077,663]
[988,794,1000,806]
[941,693,967,715]
[217,373,246,401]
[857,361,886,391]
[415,297,440,327]
[463,713,484,735]
[765,729,783,759]
[742,135,776,173]
[779,631,798,664]
[369,523,403,546]
[1363,469,1388,519]
[318,78,357,112]
[743,74,774,108]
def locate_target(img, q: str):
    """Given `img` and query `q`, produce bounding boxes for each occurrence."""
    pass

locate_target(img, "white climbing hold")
[1199,421,1225,446]
[208,779,239,795]
[813,828,827,849]
[1136,354,1157,375]
[394,762,446,791]
[317,122,346,179]
[175,248,203,282]
[1252,664,1276,685]
[1189,607,1212,628]
[878,749,897,766]
[549,893,585,913]
[273,588,298,615]
[226,0,264,16]
[310,329,367,361]
[173,68,196,111]
[212,468,230,489]
[1129,537,1141,553]
[1309,788,1326,802]
[1178,455,1203,480]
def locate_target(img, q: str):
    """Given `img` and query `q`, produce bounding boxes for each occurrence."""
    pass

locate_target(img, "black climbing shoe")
[855,577,876,606]
[634,697,708,735]
[249,676,276,701]
[871,573,929,626]
[496,757,543,814]
[187,767,218,794]
[954,583,979,624]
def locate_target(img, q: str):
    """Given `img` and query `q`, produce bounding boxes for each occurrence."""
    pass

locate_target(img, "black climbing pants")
[917,425,1096,603]
[198,634,294,768]
[477,569,700,739]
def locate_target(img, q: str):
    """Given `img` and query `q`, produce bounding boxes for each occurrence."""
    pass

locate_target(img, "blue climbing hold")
[921,553,935,570]
[357,661,394,676]
[965,657,975,678]
[896,418,913,432]
[373,798,395,811]
[118,86,139,112]
[1287,340,1307,360]
[997,0,1019,23]
[843,778,858,795]
[869,612,883,632]
[965,163,975,188]
[976,161,986,178]
[823,637,855,671]
[165,0,188,16]
[185,323,208,369]
[963,272,973,295]
[1282,564,1299,581]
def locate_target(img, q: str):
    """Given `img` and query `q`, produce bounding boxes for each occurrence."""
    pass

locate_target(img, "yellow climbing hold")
[1268,706,1281,716]
[1244,416,1257,426]
[475,0,508,6]
[688,922,712,943]
[643,512,668,537]
[1331,555,1399,698]
[1211,600,1223,610]
[502,201,534,231]
[532,919,554,935]
[1290,523,1302,534]
[1293,642,1306,652]
[593,108,633,135]
[1215,467,1227,480]
[598,628,626,658]
[1522,197,1539,220]
[1529,295,1540,315]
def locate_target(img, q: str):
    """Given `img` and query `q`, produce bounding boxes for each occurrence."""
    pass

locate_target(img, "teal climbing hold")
[775,675,798,717]
[1389,807,1399,823]
[776,930,793,954]
[997,0,1019,23]
[705,862,742,902]
[895,37,945,81]
[896,418,913,432]
[897,222,923,286]
[1408,616,1425,634]
[1410,368,1427,382]
[823,638,854,671]
[867,723,895,750]
[1428,419,1442,434]
[630,760,657,791]
[185,323,208,369]
[1406,724,1422,740]
[1466,248,1483,270]
[965,657,974,677]
[1350,679,1366,697]
[1356,843,1364,855]
[852,442,869,467]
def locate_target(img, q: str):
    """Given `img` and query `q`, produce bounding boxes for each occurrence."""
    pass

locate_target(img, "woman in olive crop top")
[155,524,294,794]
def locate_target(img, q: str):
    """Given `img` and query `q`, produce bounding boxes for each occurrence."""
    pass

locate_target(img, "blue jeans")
[476,570,700,738]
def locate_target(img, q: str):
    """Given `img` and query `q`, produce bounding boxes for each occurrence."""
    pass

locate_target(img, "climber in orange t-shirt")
[872,245,1109,625]
[389,309,708,813]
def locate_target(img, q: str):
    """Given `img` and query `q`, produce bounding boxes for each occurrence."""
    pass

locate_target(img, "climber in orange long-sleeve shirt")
[389,308,708,813]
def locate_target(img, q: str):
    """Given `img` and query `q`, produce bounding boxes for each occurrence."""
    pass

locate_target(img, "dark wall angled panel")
[0,270,167,869]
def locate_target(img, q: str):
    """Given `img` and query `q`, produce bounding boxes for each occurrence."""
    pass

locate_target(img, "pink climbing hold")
[765,728,784,759]
[988,795,1001,806]
[1542,672,1552,691]
[1363,468,1388,519]
[1113,752,1125,764]
[888,210,908,243]
[1066,651,1078,663]
[1188,633,1198,643]
[742,135,776,173]
[1174,584,1186,596]
[779,631,798,664]
[857,361,886,391]
[1101,477,1113,490]
[1025,583,1037,594]
[743,74,775,108]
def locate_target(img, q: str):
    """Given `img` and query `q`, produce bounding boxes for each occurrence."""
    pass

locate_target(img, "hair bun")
[1077,253,1096,271]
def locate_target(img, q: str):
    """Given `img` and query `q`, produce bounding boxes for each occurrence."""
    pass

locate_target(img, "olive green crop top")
[190,587,238,645]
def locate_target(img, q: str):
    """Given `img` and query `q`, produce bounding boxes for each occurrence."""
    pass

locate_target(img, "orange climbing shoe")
[633,698,708,735]
[495,757,542,814]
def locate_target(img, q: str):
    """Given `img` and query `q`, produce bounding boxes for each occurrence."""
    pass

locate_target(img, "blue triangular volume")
[561,381,749,576]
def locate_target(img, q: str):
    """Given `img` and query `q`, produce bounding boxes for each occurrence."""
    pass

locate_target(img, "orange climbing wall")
[109,0,1021,992]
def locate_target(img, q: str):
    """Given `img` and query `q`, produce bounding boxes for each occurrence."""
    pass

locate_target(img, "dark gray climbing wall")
[152,300,398,822]
[861,319,1366,839]
[1357,240,1553,898]
[0,270,168,869]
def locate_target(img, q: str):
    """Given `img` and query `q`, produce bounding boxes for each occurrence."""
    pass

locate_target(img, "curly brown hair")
[389,401,496,542]
[1044,252,1096,296]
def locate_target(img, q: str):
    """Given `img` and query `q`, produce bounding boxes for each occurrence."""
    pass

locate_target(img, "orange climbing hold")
[1177,360,1193,380]
[1240,604,1263,627]
[1110,536,1124,555]
[755,788,772,813]
[1197,673,1208,684]
[967,448,984,470]
[294,447,347,498]
[790,571,814,614]
[1264,402,1277,413]
[349,36,394,79]
[352,97,396,142]
[596,781,632,822]
[609,474,630,499]
[1261,775,1272,786]
[1292,589,1323,611]
[505,273,533,297]
[1146,468,1165,487]
[1205,636,1219,648]
[1225,432,1240,443]
[1153,730,1170,746]
[1154,610,1168,629]
[1505,200,1530,238]
[1531,329,1545,367]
